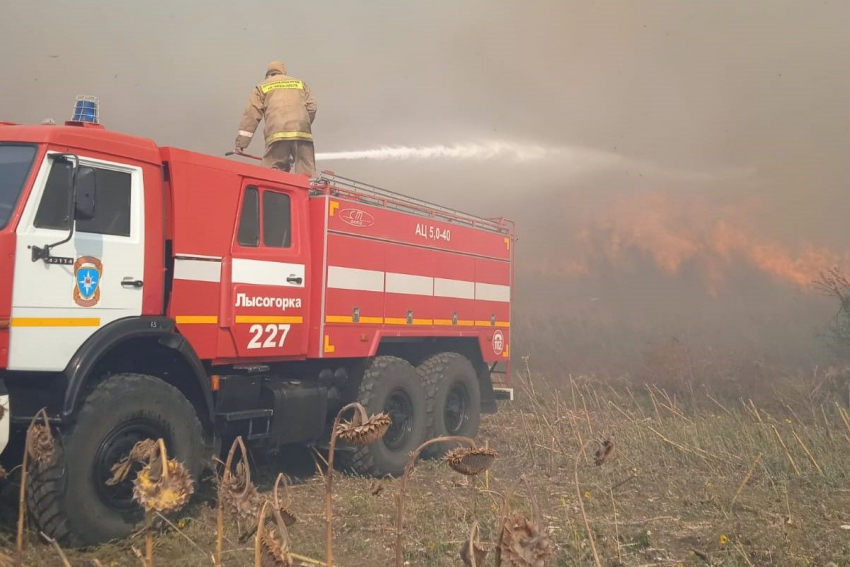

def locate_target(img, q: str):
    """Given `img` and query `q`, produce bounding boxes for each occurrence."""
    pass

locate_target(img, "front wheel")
[27,373,205,547]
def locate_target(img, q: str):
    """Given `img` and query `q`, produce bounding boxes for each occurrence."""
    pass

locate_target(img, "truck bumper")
[0,379,9,457]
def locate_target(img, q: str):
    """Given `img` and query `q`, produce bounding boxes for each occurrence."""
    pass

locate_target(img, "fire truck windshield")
[0,144,37,230]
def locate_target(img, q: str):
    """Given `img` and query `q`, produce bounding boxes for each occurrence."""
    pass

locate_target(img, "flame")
[534,191,850,293]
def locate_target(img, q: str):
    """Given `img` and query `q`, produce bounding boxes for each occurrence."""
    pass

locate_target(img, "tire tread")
[26,373,203,547]
[344,356,428,477]
[416,352,480,458]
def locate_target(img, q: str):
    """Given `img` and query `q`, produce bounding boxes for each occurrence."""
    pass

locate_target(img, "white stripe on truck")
[172,257,510,302]
[474,282,511,303]
[174,256,306,288]
[232,258,306,287]
[385,273,433,296]
[434,277,475,300]
[326,266,509,302]
[327,266,384,292]
[174,257,222,283]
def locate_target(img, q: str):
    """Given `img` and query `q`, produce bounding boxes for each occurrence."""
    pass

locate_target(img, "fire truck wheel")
[417,353,481,458]
[344,356,428,477]
[27,373,204,547]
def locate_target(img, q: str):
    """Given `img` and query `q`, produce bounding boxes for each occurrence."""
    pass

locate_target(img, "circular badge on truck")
[74,256,103,307]
[492,330,504,356]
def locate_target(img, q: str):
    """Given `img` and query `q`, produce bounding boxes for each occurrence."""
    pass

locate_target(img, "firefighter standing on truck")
[235,61,317,176]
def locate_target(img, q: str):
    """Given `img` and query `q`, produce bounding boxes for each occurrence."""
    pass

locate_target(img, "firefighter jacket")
[236,63,317,150]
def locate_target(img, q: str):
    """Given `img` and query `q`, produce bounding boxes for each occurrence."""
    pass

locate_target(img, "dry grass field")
[2,361,850,566]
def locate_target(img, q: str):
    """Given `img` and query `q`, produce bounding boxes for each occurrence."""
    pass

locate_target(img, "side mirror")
[74,166,96,220]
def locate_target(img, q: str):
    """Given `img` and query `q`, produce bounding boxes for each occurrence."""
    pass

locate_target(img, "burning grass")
[2,368,850,566]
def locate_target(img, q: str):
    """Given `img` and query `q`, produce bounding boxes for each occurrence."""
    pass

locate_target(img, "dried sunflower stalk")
[370,476,389,497]
[499,512,552,567]
[272,473,297,527]
[395,435,495,567]
[260,529,293,567]
[326,402,391,567]
[129,438,194,567]
[26,408,56,468]
[132,439,194,514]
[256,501,294,567]
[17,408,56,562]
[221,460,263,527]
[594,438,614,466]
[240,473,297,544]
[107,438,158,486]
[335,405,392,447]
[217,436,265,558]
[445,446,498,476]
[460,521,488,567]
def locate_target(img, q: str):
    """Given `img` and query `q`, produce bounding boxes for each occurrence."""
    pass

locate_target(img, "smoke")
[317,141,754,182]
[1,0,849,372]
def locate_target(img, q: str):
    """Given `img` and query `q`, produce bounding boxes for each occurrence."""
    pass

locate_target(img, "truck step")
[493,387,514,401]
[216,409,273,441]
[218,409,273,421]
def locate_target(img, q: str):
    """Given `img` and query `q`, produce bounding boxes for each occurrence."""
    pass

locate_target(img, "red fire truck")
[0,104,514,546]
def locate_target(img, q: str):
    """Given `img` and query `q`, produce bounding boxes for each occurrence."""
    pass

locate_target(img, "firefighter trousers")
[263,140,316,177]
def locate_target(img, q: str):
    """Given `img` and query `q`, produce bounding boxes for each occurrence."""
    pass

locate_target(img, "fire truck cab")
[0,107,514,546]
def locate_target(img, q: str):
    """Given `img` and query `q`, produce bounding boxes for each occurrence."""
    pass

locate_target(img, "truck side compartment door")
[228,182,309,359]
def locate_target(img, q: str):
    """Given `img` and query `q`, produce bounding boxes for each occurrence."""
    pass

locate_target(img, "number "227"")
[247,324,291,349]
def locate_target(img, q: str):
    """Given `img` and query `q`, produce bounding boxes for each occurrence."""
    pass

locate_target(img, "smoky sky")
[2,0,849,367]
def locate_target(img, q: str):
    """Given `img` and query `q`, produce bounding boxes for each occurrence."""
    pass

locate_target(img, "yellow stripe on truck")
[325,315,383,324]
[11,317,100,327]
[383,317,433,326]
[175,316,218,325]
[474,320,511,328]
[324,315,504,328]
[261,80,304,93]
[176,316,306,325]
[235,315,303,324]
[433,319,476,327]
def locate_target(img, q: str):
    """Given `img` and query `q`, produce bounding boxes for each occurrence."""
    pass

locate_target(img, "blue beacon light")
[72,95,99,124]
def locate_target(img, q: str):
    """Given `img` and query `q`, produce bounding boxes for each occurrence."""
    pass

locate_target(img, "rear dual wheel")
[417,353,481,457]
[343,356,429,477]
[344,353,482,478]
